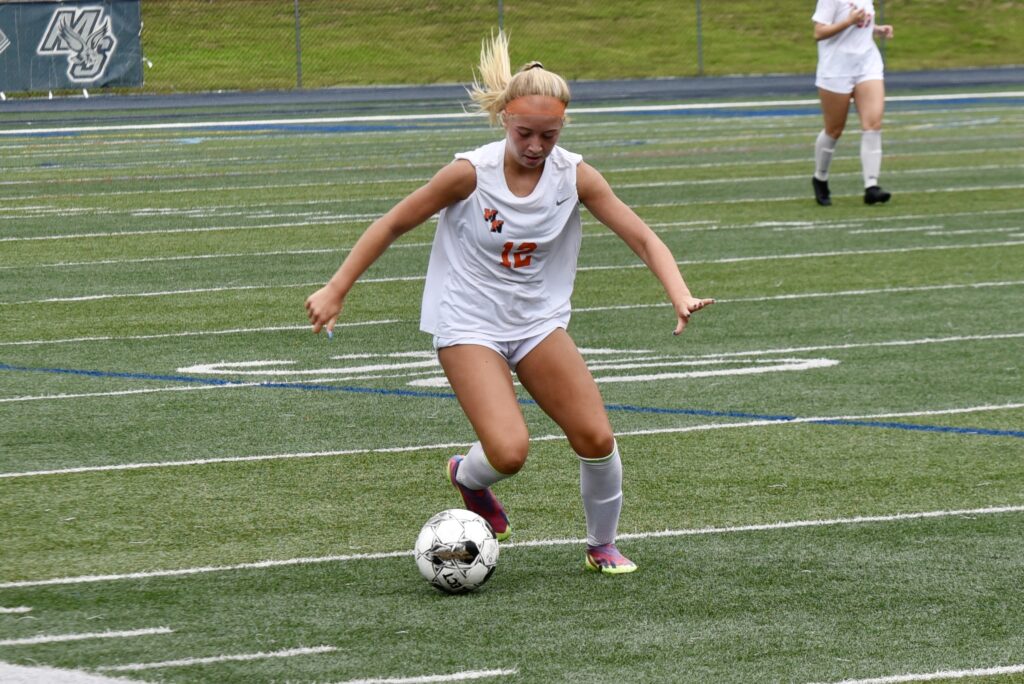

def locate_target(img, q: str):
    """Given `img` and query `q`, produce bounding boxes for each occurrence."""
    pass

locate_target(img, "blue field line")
[810,418,1024,438]
[3,361,1022,439]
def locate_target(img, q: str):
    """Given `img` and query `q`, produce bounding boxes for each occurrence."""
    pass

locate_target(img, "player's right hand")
[305,285,344,335]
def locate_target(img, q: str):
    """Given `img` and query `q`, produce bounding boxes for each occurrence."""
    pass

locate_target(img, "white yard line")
[0,145,1007,194]
[331,669,520,684]
[1,91,1020,136]
[0,627,172,646]
[576,280,1024,311]
[5,241,1024,306]
[0,382,262,404]
[0,319,400,347]
[0,662,148,684]
[810,662,1024,684]
[4,206,1022,272]
[3,183,1021,244]
[612,163,1017,189]
[0,396,1021,479]
[95,645,336,672]
[2,506,1021,589]
[0,606,31,614]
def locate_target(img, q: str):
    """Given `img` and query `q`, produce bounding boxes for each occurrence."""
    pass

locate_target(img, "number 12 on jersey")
[500,241,537,269]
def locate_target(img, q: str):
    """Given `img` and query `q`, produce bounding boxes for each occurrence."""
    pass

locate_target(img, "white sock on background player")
[861,129,883,187]
[814,129,837,181]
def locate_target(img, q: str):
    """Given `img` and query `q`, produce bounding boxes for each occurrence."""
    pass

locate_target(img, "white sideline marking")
[0,606,31,614]
[5,240,1024,306]
[95,645,336,672]
[2,506,1021,589]
[1,398,1021,481]
[0,91,1020,135]
[0,662,147,684]
[811,662,1024,683]
[0,627,172,646]
[332,668,519,683]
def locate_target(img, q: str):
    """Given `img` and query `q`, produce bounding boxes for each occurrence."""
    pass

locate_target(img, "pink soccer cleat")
[447,455,511,541]
[584,543,638,575]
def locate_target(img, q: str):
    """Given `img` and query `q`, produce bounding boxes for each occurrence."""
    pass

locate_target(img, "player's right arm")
[305,159,476,334]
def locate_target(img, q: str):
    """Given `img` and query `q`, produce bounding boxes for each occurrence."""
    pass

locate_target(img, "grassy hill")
[138,0,1023,92]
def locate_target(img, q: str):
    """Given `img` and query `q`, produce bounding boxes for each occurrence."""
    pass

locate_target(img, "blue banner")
[0,0,142,93]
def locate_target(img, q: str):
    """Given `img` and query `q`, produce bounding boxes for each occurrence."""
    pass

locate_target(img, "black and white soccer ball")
[414,509,499,594]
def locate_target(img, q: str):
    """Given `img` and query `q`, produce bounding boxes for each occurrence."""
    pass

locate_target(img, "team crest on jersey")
[37,7,117,82]
[483,208,504,233]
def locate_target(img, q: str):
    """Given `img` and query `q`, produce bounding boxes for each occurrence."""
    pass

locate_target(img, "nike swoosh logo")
[555,196,574,206]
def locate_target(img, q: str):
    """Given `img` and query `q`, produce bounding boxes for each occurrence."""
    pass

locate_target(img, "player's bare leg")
[516,329,637,574]
[438,343,527,540]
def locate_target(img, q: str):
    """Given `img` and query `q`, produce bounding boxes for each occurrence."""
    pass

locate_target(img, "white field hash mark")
[2,506,1021,589]
[95,645,336,672]
[0,627,172,646]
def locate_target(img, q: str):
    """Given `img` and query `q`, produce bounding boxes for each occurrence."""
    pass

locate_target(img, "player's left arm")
[577,161,714,335]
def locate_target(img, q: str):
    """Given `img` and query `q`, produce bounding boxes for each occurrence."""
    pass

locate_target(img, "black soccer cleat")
[812,177,832,206]
[864,185,892,205]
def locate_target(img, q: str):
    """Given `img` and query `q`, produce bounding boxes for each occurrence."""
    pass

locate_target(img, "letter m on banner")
[37,6,117,82]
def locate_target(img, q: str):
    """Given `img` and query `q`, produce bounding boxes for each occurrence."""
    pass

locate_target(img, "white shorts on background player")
[813,0,884,93]
[420,139,583,345]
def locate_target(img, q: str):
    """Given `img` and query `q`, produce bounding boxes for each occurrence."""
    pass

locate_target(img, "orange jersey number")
[500,241,537,269]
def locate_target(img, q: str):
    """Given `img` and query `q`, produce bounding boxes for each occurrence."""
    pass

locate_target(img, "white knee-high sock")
[579,441,623,547]
[455,441,509,490]
[861,129,883,188]
[814,130,837,181]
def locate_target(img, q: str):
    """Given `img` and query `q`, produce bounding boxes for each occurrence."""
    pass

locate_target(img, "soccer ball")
[414,509,500,594]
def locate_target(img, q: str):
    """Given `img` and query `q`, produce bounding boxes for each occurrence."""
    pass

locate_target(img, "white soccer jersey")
[420,139,583,341]
[812,0,884,78]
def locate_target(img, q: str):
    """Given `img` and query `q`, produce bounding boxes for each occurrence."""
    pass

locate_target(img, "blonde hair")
[467,31,571,126]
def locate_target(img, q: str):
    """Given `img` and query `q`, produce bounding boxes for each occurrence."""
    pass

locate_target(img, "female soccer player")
[811,0,894,206]
[305,32,713,575]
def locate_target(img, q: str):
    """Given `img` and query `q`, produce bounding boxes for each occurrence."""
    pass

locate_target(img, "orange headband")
[504,95,567,118]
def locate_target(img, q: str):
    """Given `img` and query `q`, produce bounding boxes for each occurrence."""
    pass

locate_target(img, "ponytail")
[467,32,571,126]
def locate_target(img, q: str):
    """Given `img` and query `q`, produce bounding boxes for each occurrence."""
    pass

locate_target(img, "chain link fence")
[126,0,1021,94]
[139,0,737,92]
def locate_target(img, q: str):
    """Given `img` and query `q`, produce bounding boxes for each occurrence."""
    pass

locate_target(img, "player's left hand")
[874,24,894,38]
[673,296,715,335]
